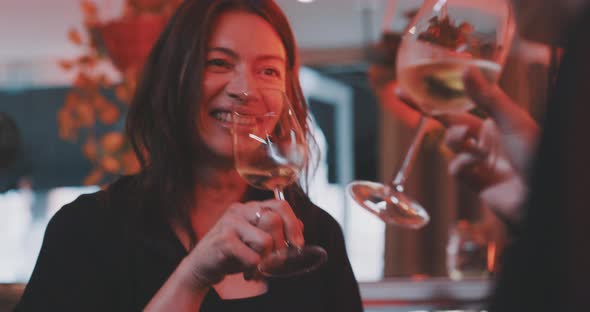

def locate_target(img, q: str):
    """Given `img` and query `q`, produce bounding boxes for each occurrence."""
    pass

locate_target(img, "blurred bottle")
[446,220,494,280]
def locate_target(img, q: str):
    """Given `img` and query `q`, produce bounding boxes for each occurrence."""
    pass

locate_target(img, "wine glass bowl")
[232,88,327,277]
[396,0,514,116]
[232,112,304,193]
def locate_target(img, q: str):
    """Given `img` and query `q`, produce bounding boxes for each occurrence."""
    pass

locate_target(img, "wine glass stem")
[274,187,285,200]
[391,115,430,189]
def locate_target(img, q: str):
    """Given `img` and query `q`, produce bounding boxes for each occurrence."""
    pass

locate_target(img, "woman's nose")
[225,71,256,103]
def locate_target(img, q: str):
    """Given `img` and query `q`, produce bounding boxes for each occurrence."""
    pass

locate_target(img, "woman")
[15,1,362,311]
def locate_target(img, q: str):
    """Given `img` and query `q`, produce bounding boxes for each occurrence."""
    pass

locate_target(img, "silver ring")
[254,210,263,226]
[252,207,270,226]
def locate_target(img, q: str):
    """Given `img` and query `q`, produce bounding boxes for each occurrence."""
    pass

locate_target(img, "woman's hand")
[182,199,305,288]
[440,113,527,222]
[461,68,539,174]
[438,68,540,223]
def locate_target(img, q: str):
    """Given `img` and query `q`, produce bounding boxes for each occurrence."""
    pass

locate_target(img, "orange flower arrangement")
[58,0,181,185]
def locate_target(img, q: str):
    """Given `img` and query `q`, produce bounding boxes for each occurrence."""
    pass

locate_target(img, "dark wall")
[351,83,379,181]
[311,66,380,182]
[0,88,123,191]
[308,98,337,183]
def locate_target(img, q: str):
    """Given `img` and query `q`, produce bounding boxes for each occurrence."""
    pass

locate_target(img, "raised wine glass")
[232,88,327,277]
[348,0,515,228]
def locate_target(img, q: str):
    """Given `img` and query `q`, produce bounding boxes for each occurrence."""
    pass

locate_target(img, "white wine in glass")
[398,45,502,115]
[237,165,299,191]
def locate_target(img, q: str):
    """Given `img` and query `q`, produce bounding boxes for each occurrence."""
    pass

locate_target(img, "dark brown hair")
[125,0,311,243]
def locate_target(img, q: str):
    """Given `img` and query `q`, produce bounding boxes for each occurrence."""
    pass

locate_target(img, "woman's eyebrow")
[207,47,285,64]
[256,54,286,64]
[207,47,238,59]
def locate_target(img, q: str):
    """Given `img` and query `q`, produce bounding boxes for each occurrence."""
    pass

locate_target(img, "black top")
[15,176,363,312]
[488,7,590,312]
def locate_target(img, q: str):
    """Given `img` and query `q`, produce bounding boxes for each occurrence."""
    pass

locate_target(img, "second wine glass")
[232,88,327,278]
[348,0,515,228]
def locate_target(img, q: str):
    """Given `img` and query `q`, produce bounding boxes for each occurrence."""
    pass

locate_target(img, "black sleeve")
[319,211,364,312]
[490,12,590,311]
[14,194,123,311]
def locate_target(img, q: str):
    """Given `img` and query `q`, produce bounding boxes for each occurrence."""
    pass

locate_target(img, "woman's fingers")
[439,113,503,165]
[437,112,483,136]
[448,153,480,177]
[444,126,490,159]
[224,234,263,269]
[231,217,274,258]
[449,148,515,191]
[477,118,497,150]
[229,200,303,250]
[448,152,499,191]
[258,200,304,247]
[186,218,264,285]
[252,208,287,252]
[463,68,540,173]
[463,68,517,123]
[444,125,474,153]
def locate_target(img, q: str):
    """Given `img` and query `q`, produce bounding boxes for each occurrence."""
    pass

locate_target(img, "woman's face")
[198,11,287,158]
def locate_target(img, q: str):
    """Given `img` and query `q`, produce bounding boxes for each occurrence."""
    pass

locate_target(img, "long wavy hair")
[125,0,311,244]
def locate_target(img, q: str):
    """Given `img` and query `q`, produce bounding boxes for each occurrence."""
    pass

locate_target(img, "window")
[0,186,99,282]
[301,67,384,281]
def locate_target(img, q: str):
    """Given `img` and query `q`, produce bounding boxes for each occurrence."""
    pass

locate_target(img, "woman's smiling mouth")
[210,110,257,128]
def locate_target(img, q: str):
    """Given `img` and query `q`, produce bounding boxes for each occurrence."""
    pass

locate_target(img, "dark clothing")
[15,176,363,312]
[489,7,590,312]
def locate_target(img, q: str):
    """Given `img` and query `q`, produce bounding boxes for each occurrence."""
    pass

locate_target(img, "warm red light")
[487,241,496,273]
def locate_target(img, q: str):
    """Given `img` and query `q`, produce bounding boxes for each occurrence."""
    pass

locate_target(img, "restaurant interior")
[0,0,557,311]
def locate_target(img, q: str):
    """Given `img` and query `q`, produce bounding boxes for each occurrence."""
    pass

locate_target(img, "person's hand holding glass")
[232,88,328,278]
[348,0,515,228]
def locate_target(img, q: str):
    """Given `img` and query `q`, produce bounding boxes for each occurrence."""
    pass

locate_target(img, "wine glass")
[232,88,328,278]
[348,0,515,228]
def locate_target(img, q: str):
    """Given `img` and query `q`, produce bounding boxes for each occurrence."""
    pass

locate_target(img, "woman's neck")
[191,166,249,239]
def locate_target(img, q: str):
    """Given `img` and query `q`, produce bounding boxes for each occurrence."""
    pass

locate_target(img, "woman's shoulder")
[49,189,105,228]
[48,175,140,232]
[306,200,340,228]
[288,187,344,240]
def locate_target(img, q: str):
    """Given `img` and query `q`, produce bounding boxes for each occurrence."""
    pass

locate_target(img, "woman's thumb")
[463,67,514,124]
[463,67,539,174]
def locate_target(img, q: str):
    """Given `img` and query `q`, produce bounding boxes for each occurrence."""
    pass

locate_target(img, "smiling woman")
[14,1,363,312]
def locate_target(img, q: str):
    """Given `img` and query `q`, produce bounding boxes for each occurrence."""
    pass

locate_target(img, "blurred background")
[0,0,552,310]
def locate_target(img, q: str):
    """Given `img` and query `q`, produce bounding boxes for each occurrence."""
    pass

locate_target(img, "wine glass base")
[347,181,430,229]
[258,245,328,278]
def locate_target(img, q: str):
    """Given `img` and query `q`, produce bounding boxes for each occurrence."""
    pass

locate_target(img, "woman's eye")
[262,68,281,78]
[206,59,232,70]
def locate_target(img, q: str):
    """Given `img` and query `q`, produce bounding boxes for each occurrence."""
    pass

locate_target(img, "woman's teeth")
[212,111,255,125]
[212,111,233,123]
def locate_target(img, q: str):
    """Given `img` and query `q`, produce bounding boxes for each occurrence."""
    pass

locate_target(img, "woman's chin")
[204,145,234,164]
[213,149,234,160]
